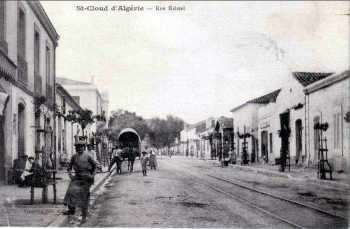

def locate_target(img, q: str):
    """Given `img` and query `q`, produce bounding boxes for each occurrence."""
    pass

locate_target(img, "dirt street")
[81,157,338,228]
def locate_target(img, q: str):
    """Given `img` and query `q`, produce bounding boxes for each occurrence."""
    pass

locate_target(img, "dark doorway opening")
[279,111,290,172]
[261,131,268,162]
[18,103,25,157]
[295,119,302,164]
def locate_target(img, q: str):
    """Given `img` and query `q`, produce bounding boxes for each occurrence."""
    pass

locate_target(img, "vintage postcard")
[0,1,349,228]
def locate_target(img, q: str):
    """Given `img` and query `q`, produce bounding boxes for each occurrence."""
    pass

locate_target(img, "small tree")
[66,109,94,136]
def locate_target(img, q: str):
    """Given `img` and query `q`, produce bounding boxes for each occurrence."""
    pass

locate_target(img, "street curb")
[47,170,115,227]
[212,161,350,189]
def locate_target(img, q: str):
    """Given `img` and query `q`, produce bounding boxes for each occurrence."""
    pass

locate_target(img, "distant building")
[0,1,59,183]
[56,77,109,137]
[198,117,216,159]
[231,89,280,164]
[180,122,201,157]
[179,117,233,161]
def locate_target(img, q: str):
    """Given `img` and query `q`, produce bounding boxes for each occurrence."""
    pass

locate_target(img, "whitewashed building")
[198,117,216,160]
[0,1,59,183]
[304,70,350,172]
[55,83,82,167]
[231,90,280,164]
[257,72,334,168]
[180,122,203,157]
[56,77,108,137]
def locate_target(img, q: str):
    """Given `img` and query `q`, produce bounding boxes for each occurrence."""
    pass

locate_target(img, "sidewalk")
[0,167,111,227]
[226,162,350,189]
[170,157,349,219]
[174,155,349,189]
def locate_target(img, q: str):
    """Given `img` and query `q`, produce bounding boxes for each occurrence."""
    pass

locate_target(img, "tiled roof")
[292,72,333,87]
[57,77,92,86]
[304,70,349,94]
[247,89,281,104]
[230,89,281,112]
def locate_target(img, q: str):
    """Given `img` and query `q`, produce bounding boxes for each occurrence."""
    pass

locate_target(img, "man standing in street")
[127,147,136,173]
[63,138,97,225]
[109,146,123,174]
[140,150,149,176]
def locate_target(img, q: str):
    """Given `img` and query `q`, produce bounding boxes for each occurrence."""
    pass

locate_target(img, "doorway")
[261,131,268,162]
[18,103,25,157]
[251,136,256,163]
[313,116,320,162]
[295,119,302,164]
[279,111,290,171]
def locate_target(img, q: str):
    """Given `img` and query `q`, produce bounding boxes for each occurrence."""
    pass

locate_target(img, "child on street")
[140,151,149,176]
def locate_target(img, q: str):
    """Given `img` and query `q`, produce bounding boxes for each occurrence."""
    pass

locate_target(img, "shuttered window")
[17,8,26,58]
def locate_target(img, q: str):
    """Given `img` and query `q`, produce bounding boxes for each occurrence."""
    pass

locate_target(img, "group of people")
[108,146,137,174]
[140,147,158,176]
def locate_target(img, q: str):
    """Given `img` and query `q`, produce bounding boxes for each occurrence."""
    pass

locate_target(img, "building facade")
[304,70,350,172]
[55,83,82,168]
[257,72,333,168]
[0,1,59,183]
[230,90,280,164]
[56,77,107,137]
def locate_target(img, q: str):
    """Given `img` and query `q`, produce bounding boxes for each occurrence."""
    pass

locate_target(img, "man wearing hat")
[63,137,97,224]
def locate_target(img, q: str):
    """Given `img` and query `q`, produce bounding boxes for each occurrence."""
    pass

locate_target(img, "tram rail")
[166,161,348,229]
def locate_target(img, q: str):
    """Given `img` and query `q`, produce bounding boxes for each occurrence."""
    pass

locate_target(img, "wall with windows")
[0,1,58,182]
[257,102,279,164]
[56,88,83,167]
[57,85,104,137]
[10,87,35,160]
[306,71,350,172]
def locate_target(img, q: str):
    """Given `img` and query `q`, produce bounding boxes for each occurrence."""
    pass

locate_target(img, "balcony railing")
[34,73,42,96]
[17,55,28,84]
[0,48,16,81]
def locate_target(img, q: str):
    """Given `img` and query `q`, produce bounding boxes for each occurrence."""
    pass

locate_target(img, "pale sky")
[41,1,349,124]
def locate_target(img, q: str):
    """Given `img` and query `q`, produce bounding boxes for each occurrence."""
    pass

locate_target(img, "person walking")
[140,151,149,176]
[63,139,97,224]
[127,147,136,172]
[149,150,157,170]
[109,146,123,175]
